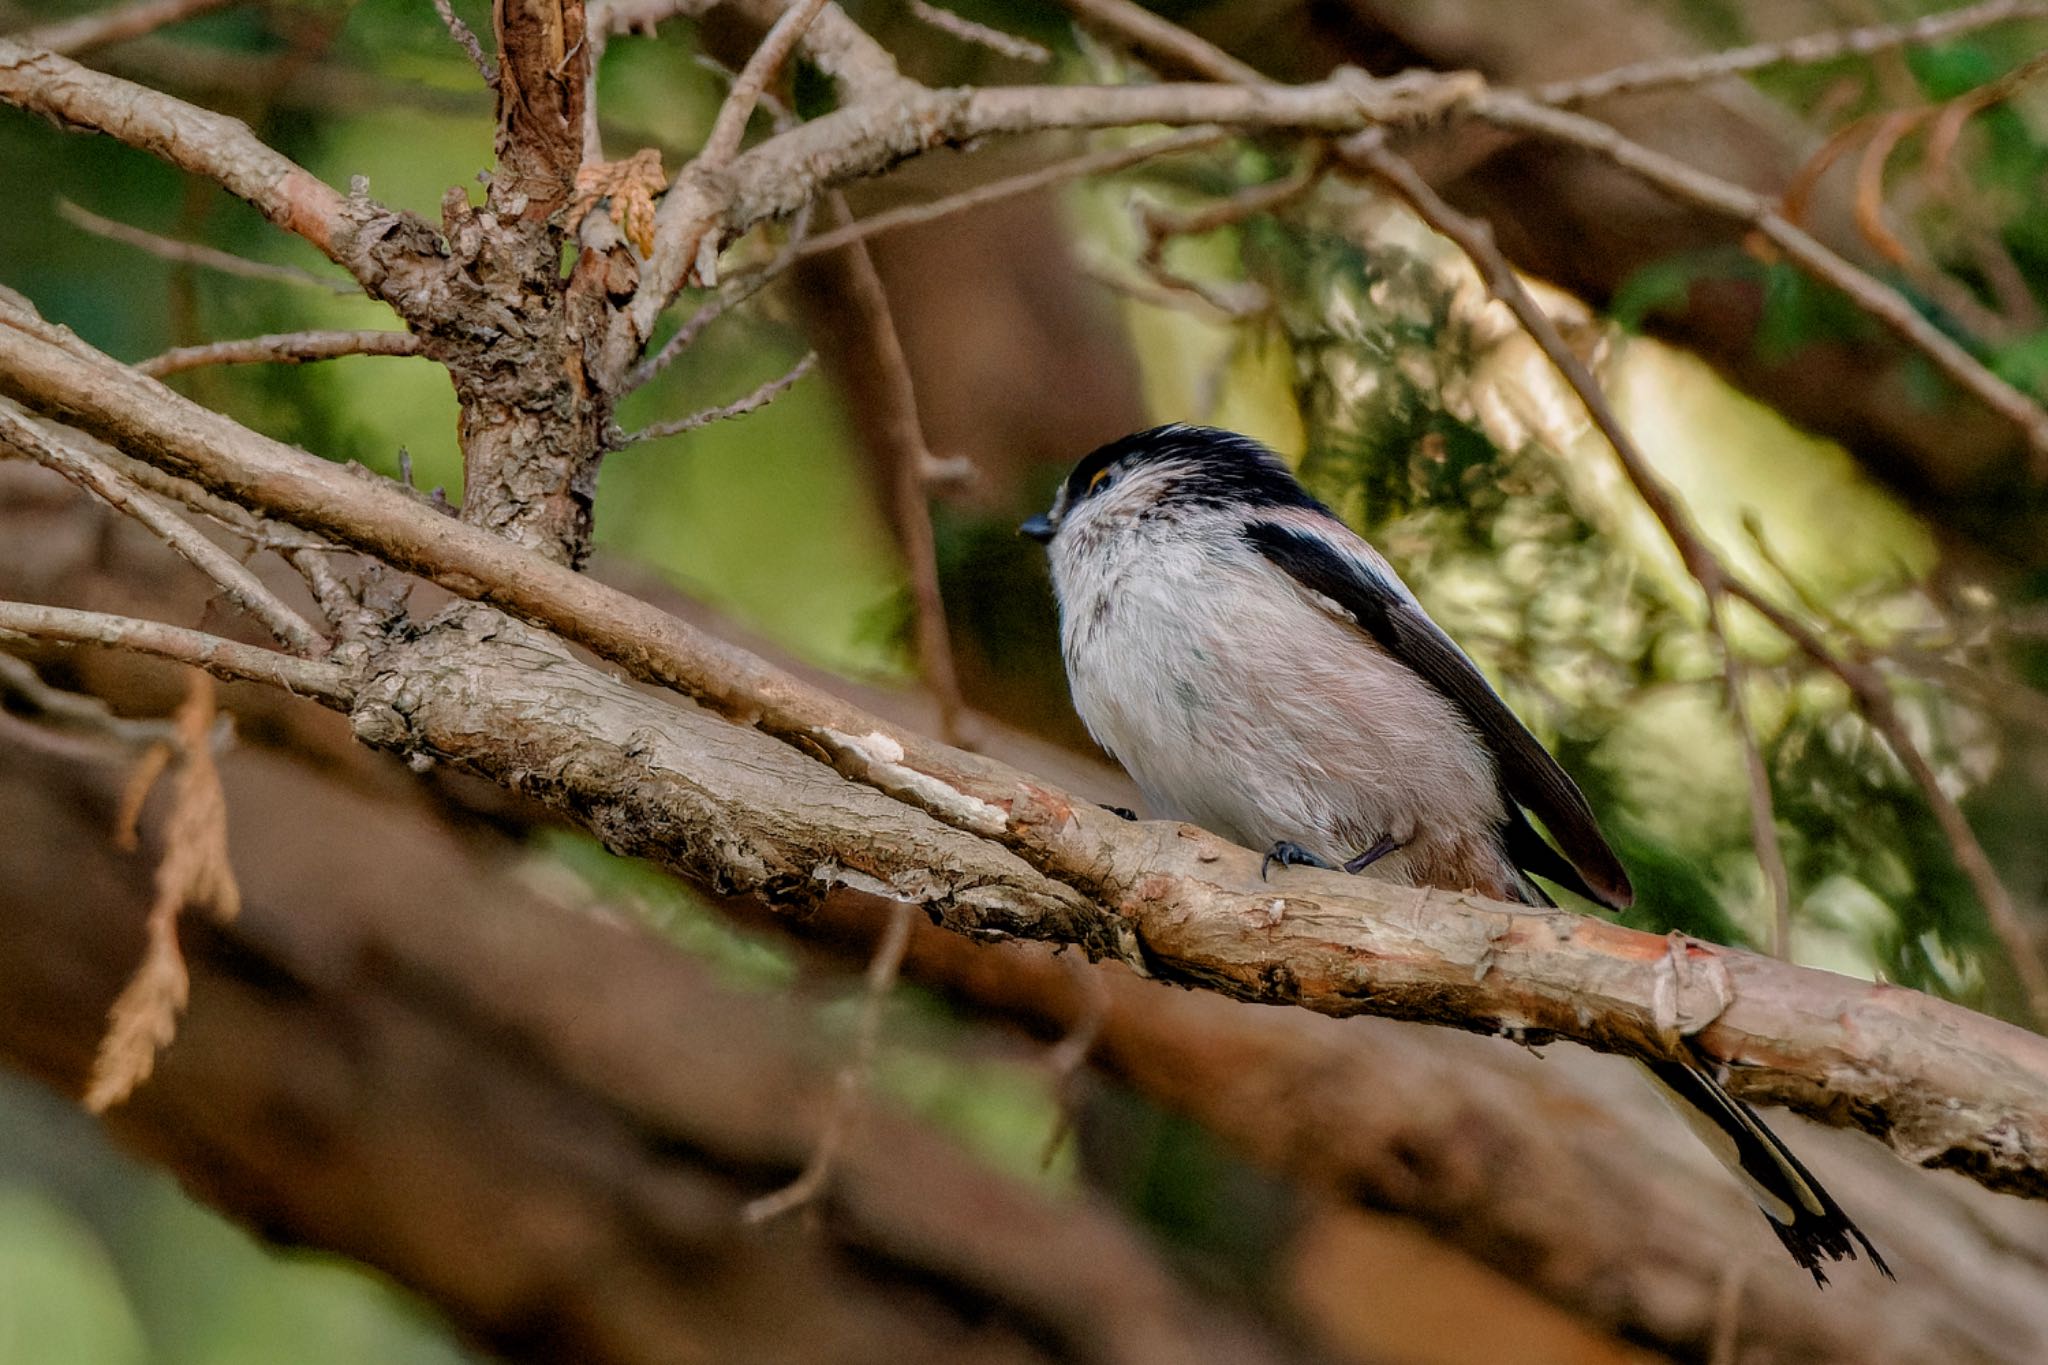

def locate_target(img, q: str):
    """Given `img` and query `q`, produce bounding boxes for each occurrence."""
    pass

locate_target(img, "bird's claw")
[1261,841,1335,880]
[1343,834,1402,875]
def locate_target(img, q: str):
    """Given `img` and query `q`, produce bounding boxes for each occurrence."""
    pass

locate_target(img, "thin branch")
[628,65,1484,335]
[1059,0,1263,83]
[790,127,1225,261]
[1470,90,2048,470]
[623,198,814,393]
[56,201,356,296]
[906,0,1051,65]
[618,351,816,444]
[628,128,1218,393]
[0,406,327,655]
[432,0,497,87]
[1722,571,2048,1020]
[0,600,350,702]
[1038,958,1109,1169]
[697,0,831,172]
[1712,597,1794,960]
[1535,0,2048,106]
[12,0,236,56]
[817,191,966,742]
[743,900,914,1222]
[138,329,422,377]
[0,652,186,747]
[0,45,357,266]
[1134,145,1328,313]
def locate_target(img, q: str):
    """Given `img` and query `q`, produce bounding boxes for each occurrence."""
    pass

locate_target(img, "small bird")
[1023,423,1890,1285]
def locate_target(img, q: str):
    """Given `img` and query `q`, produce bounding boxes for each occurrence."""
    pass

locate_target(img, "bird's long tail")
[1635,1057,1892,1286]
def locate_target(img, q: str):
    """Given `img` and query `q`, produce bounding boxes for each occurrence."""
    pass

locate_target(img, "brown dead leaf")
[113,739,173,852]
[85,672,240,1114]
[570,148,666,256]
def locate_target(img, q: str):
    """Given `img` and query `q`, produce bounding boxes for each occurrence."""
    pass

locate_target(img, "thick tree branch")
[15,484,2048,1360]
[4,305,2048,1201]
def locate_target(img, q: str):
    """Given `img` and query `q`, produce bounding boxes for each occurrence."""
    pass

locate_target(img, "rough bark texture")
[14,470,2048,1363]
[5,325,2048,1205]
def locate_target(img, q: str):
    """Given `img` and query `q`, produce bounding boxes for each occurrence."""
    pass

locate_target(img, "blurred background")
[7,0,2048,1361]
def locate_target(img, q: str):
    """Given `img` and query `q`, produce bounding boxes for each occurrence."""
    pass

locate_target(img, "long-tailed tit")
[1023,423,1889,1284]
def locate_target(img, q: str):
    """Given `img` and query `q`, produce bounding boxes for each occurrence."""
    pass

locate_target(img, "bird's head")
[1020,424,1324,547]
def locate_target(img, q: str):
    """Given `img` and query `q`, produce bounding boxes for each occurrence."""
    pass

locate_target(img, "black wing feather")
[1245,520,1634,911]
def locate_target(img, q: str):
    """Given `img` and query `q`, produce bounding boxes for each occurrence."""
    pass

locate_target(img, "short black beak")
[1019,514,1055,544]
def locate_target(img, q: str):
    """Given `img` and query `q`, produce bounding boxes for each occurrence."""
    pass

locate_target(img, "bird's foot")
[1343,834,1403,875]
[1100,804,1138,822]
[1261,841,1335,880]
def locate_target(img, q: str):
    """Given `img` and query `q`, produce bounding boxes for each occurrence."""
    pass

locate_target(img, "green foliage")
[1087,160,2022,1009]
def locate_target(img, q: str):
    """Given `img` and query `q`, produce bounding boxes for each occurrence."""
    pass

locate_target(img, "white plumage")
[1047,459,1519,899]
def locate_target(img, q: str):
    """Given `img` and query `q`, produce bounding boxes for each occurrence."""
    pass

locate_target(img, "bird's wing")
[1244,517,1634,910]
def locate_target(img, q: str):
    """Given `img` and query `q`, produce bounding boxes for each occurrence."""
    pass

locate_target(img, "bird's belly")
[1067,588,1504,877]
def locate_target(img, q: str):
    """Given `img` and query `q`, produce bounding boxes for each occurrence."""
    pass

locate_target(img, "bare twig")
[0,600,350,702]
[629,128,1219,394]
[743,899,914,1222]
[791,127,1225,260]
[906,0,1051,65]
[12,0,236,56]
[624,199,815,394]
[1470,90,2048,470]
[619,351,816,444]
[1134,146,1328,313]
[698,0,831,172]
[56,200,355,295]
[1708,1262,1748,1365]
[1,49,357,268]
[1059,0,1262,83]
[0,652,185,747]
[432,0,498,86]
[138,329,421,377]
[1535,0,2048,106]
[0,407,326,655]
[1039,959,1109,1169]
[1726,567,2048,1018]
[817,190,966,741]
[1712,597,1794,959]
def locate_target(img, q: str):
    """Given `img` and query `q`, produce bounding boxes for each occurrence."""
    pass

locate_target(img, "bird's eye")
[1086,465,1116,495]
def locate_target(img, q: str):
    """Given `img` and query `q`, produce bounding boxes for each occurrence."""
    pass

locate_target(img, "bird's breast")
[1053,536,1505,866]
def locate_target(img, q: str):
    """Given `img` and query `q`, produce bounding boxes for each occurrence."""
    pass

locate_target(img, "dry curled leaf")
[570,148,666,256]
[113,739,172,852]
[85,671,240,1114]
